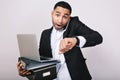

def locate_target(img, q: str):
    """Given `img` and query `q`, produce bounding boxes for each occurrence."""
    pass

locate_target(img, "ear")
[51,11,54,16]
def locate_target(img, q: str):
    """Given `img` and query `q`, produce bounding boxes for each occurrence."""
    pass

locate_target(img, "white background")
[0,0,120,80]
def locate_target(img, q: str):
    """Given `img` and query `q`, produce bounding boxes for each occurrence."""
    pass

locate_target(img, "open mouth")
[56,24,63,27]
[57,24,62,26]
[54,23,63,30]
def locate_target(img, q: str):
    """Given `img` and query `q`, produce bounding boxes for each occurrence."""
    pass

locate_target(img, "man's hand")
[59,37,77,54]
[17,61,31,76]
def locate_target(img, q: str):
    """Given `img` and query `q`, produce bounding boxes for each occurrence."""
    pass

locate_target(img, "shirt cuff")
[77,36,86,48]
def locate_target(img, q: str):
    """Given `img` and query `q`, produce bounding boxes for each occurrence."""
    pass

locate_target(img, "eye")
[55,14,60,17]
[63,16,68,19]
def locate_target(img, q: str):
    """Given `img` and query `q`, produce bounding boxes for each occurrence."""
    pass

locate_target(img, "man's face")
[51,6,71,30]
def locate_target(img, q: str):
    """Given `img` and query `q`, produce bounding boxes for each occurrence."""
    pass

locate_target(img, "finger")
[17,61,21,67]
[59,48,69,54]
[59,44,72,54]
[59,43,65,54]
[19,70,31,76]
[22,70,31,75]
[63,42,72,51]
[17,62,22,70]
[60,39,69,50]
[59,39,65,51]
[26,72,32,75]
[59,40,69,53]
[64,38,73,48]
[17,61,21,65]
[19,70,25,76]
[59,45,70,54]
[19,63,24,69]
[66,42,72,49]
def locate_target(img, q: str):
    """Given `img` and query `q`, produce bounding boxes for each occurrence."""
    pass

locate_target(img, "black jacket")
[39,16,103,80]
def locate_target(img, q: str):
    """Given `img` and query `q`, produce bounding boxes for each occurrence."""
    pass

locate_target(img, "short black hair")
[54,1,72,14]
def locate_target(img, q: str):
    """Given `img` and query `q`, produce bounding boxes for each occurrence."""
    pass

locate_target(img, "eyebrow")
[55,11,70,16]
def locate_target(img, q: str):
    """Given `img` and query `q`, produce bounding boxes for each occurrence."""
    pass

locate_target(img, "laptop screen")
[17,34,40,62]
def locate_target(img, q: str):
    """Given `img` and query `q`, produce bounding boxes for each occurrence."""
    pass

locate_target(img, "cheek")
[63,20,69,25]
[52,16,58,23]
[52,17,56,24]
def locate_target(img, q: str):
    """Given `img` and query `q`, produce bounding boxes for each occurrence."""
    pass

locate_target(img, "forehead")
[54,6,70,15]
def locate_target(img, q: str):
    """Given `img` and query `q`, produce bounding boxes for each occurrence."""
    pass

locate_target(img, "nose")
[58,17,63,24]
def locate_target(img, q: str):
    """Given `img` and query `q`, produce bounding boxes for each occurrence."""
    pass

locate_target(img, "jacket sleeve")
[72,17,103,47]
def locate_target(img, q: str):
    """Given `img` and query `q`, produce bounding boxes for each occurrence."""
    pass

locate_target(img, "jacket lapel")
[46,27,53,57]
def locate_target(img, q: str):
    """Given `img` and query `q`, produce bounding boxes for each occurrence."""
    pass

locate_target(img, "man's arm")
[71,16,103,47]
[59,17,103,53]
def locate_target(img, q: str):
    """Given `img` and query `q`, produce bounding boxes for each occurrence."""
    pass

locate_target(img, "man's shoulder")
[42,27,53,34]
[70,16,82,23]
[70,16,83,25]
[70,16,79,21]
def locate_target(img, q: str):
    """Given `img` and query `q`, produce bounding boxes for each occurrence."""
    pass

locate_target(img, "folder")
[19,57,60,80]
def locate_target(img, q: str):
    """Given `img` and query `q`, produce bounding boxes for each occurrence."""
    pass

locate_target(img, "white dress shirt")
[51,27,86,80]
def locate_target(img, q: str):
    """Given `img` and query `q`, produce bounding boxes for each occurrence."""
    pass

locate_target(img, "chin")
[55,26,62,30]
[55,27,61,30]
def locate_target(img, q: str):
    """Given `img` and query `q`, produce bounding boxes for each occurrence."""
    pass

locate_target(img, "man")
[17,1,103,80]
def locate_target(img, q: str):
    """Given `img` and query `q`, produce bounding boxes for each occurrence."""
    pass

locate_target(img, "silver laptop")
[17,34,41,62]
[17,34,57,62]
